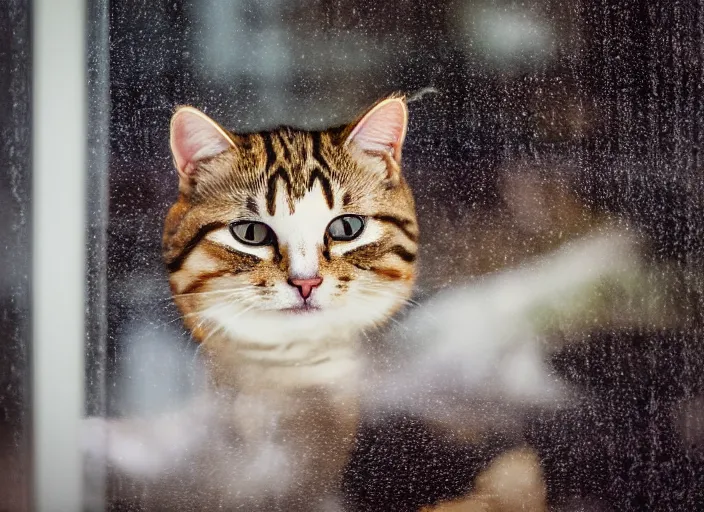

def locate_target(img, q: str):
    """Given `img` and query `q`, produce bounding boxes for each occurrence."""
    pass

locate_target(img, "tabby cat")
[86,96,418,511]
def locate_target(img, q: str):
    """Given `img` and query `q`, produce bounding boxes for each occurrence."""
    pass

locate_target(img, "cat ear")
[345,96,408,179]
[170,106,235,182]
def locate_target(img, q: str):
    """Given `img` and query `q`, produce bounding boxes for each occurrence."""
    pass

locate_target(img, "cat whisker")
[155,292,256,328]
[230,303,257,320]
[159,286,261,302]
[161,289,259,332]
[191,341,204,365]
[201,303,257,345]
[386,315,408,330]
[197,295,254,321]
[201,322,226,345]
[360,287,416,305]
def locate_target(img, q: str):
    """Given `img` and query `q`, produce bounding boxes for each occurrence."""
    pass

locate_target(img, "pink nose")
[288,276,323,299]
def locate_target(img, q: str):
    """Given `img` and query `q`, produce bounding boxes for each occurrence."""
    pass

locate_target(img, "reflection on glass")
[0,2,31,510]
[80,0,704,510]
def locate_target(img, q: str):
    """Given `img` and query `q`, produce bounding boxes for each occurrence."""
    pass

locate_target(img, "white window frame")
[32,0,87,509]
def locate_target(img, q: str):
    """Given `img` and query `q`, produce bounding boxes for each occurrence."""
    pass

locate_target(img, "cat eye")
[229,221,274,246]
[327,215,365,241]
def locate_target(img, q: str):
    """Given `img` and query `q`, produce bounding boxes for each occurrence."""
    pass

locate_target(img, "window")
[1,0,703,510]
[0,2,31,510]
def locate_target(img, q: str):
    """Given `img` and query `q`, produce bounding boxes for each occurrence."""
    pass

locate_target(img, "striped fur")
[158,97,417,507]
[164,98,417,353]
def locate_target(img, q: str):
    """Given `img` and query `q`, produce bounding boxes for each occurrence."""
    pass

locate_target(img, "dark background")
[103,1,704,509]
[0,0,31,510]
[2,0,704,510]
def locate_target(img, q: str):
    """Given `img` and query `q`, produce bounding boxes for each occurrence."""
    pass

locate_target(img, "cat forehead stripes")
[163,96,418,345]
[257,130,337,215]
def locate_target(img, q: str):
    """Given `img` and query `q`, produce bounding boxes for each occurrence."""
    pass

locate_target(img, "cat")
[84,95,419,511]
[83,95,682,512]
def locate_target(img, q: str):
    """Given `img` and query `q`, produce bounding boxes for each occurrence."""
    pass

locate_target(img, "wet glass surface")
[94,0,704,509]
[0,1,32,510]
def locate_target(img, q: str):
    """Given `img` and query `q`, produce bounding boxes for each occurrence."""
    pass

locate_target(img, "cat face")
[163,97,418,345]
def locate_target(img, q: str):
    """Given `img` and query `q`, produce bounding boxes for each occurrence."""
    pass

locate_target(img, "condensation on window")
[0,2,31,510]
[95,1,704,509]
[5,0,701,510]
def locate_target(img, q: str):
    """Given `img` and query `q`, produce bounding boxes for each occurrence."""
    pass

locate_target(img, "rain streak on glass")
[76,0,704,510]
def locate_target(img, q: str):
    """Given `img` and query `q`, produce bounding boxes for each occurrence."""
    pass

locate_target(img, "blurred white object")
[117,322,201,416]
[365,229,663,437]
[455,2,555,67]
[84,228,669,508]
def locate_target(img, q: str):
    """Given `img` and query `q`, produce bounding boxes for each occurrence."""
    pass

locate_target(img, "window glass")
[0,1,31,510]
[97,1,704,509]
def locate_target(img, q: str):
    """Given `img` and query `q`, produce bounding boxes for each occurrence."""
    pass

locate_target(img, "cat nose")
[287,276,323,300]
